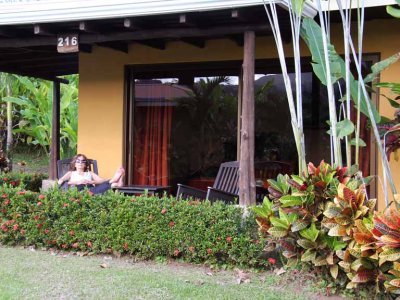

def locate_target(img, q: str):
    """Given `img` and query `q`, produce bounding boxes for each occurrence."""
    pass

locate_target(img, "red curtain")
[133,104,172,186]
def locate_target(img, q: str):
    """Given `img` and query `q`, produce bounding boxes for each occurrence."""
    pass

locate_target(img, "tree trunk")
[239,31,255,206]
[6,83,12,171]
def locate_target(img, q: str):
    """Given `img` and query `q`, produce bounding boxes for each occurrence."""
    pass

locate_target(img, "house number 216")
[57,34,79,53]
[57,36,78,47]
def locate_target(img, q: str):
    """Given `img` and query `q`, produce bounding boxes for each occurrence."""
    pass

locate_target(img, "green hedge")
[0,186,264,267]
[0,172,46,192]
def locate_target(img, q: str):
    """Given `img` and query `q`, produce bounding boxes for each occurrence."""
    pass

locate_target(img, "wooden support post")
[49,81,60,180]
[239,31,255,206]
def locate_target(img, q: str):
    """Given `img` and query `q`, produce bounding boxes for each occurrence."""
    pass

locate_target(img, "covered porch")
[0,0,397,206]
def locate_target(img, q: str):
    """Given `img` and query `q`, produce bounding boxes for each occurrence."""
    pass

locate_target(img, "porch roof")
[0,0,395,81]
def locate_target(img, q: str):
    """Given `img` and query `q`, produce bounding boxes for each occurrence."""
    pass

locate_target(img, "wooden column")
[239,31,256,206]
[49,81,60,180]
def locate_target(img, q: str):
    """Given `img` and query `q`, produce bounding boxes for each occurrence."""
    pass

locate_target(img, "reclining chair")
[56,158,98,190]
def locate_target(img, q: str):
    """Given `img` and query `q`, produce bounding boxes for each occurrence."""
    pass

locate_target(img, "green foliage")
[3,75,78,157]
[387,0,400,18]
[253,161,391,295]
[0,172,46,192]
[301,18,381,123]
[0,187,264,268]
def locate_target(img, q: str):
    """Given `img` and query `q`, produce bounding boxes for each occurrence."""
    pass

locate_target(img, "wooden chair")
[57,158,98,190]
[254,161,292,182]
[177,161,269,204]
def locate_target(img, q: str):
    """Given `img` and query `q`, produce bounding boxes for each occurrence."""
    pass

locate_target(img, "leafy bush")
[254,162,380,291]
[253,160,400,297]
[0,186,264,268]
[0,172,46,192]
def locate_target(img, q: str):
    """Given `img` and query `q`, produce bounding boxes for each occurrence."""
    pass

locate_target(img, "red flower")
[10,181,16,186]
[161,208,167,214]
[34,215,40,220]
[173,249,180,257]
[4,199,10,205]
[123,243,129,251]
[226,236,232,242]
[1,194,7,198]
[87,241,92,248]
[72,242,79,249]
[38,194,45,200]
[63,203,69,208]
[188,246,195,252]
[169,221,175,228]
[69,230,75,236]
[36,223,43,229]
[207,248,212,255]
[13,224,19,231]
[61,244,67,249]
[88,191,94,196]
[3,177,8,181]
[16,191,26,195]
[37,202,43,207]
[1,224,8,232]
[44,229,50,234]
[268,258,276,265]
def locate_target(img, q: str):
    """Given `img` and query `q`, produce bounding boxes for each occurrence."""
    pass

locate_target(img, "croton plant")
[252,160,399,294]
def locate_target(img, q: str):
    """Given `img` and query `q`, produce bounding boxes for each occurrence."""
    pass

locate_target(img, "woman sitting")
[57,154,125,195]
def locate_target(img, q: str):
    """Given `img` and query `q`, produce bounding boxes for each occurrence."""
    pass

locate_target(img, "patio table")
[115,185,170,196]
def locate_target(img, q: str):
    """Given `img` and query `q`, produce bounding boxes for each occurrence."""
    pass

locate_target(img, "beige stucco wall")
[79,18,400,209]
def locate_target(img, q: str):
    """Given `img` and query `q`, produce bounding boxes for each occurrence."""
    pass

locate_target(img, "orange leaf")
[352,270,378,283]
[354,233,375,245]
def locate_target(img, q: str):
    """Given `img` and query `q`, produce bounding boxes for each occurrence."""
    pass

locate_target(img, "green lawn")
[0,246,329,300]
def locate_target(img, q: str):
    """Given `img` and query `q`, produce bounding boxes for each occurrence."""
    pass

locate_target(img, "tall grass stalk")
[315,0,342,167]
[347,39,398,205]
[262,0,306,173]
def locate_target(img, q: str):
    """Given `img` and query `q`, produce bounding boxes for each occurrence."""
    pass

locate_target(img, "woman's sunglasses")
[75,159,87,164]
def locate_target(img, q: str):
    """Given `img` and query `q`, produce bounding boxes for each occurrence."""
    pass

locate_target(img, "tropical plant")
[262,0,306,174]
[387,0,400,18]
[4,75,78,158]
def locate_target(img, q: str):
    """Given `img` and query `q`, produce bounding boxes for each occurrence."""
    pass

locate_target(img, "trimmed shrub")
[0,186,264,268]
[0,172,46,192]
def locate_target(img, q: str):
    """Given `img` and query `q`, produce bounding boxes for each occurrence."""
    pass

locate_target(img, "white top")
[70,171,92,182]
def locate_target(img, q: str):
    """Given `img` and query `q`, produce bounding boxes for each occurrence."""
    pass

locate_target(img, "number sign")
[57,34,79,53]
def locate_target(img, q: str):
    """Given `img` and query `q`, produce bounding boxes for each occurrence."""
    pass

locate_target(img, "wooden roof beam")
[79,21,100,33]
[0,24,271,48]
[229,34,244,47]
[135,39,165,50]
[34,24,54,36]
[97,41,129,53]
[79,44,93,53]
[179,13,198,27]
[123,18,142,30]
[180,37,205,48]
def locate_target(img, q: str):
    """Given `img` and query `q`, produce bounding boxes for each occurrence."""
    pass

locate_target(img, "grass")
[11,146,49,174]
[0,246,332,300]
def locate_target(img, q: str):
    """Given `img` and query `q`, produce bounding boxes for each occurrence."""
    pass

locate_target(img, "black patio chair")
[177,161,269,204]
[57,158,98,190]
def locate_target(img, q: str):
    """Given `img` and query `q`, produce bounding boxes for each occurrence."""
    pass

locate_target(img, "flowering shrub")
[0,172,46,192]
[0,185,264,268]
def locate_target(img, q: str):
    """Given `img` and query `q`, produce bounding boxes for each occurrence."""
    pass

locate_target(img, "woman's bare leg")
[111,172,125,188]
[109,167,125,184]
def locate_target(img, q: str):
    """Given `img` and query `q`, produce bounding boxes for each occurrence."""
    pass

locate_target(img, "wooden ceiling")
[0,4,391,81]
[0,5,275,81]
